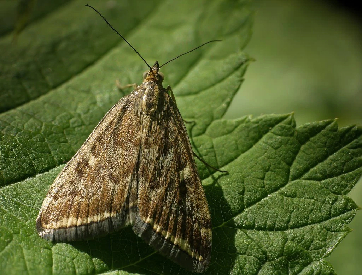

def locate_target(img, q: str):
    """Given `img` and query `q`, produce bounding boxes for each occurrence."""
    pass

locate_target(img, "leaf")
[0,0,73,37]
[0,1,361,275]
[1,115,361,274]
[12,0,38,41]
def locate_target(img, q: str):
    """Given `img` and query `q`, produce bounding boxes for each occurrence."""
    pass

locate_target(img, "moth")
[37,4,221,273]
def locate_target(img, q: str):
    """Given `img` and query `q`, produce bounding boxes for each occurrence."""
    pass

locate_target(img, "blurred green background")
[224,1,362,274]
[1,0,361,274]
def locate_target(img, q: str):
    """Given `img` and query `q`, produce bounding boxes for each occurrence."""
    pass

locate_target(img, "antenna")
[86,4,221,70]
[85,4,151,70]
[159,40,221,68]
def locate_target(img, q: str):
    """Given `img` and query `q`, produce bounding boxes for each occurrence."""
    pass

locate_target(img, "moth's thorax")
[139,61,167,116]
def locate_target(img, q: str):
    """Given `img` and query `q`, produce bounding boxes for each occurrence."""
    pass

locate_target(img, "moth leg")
[183,118,195,124]
[193,152,228,173]
[166,85,194,124]
[116,80,137,90]
[166,85,177,105]
[166,85,227,174]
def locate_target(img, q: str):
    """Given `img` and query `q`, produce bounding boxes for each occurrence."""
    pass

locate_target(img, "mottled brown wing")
[132,95,212,273]
[36,92,142,241]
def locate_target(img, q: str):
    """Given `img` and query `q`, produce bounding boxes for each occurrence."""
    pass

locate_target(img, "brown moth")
[36,4,220,273]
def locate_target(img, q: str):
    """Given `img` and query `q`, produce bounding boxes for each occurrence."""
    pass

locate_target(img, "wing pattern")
[37,62,211,273]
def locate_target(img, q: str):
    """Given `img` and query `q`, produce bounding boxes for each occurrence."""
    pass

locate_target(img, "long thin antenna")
[159,40,222,68]
[85,4,151,69]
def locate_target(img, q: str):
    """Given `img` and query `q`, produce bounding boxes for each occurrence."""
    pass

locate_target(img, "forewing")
[133,97,212,273]
[37,93,141,241]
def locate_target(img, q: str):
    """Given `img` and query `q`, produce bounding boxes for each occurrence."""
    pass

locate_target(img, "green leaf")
[1,1,361,275]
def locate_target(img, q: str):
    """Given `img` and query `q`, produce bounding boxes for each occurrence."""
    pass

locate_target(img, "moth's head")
[143,61,164,83]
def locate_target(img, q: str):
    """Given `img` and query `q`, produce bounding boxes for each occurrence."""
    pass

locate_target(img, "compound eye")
[158,72,164,81]
[143,71,148,79]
